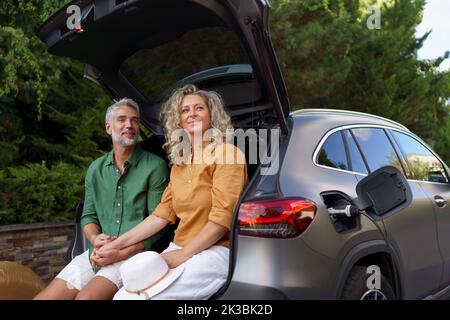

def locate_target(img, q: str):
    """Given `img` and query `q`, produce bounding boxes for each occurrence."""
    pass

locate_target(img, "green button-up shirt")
[81,144,169,258]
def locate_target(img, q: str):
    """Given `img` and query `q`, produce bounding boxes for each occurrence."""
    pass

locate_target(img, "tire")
[340,266,396,300]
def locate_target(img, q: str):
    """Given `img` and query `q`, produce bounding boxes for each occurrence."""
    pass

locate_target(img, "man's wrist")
[90,233,102,246]
[89,234,97,245]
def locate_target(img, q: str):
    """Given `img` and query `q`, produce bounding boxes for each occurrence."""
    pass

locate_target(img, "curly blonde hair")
[160,84,233,163]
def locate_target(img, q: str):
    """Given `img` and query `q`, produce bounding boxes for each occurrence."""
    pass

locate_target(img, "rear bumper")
[220,236,337,299]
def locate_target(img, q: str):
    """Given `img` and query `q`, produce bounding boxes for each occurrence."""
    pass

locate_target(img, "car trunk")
[39,0,290,135]
[39,0,291,298]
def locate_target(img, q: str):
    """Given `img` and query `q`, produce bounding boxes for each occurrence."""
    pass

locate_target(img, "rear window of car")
[120,26,250,103]
[391,131,449,183]
[351,128,404,173]
[318,131,349,170]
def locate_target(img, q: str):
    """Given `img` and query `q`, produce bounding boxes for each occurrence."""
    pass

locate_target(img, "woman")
[98,84,247,299]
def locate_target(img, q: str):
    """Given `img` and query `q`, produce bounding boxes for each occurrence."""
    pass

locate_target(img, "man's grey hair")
[105,98,140,123]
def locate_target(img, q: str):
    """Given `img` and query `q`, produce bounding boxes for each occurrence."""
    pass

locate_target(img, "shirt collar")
[126,143,144,167]
[104,143,144,167]
[105,149,114,166]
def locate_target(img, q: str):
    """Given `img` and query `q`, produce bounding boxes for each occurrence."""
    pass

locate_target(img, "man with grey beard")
[34,98,169,300]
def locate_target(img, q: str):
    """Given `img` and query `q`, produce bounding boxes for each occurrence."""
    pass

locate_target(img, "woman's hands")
[97,238,120,253]
[93,233,116,248]
[91,239,146,269]
[91,247,121,268]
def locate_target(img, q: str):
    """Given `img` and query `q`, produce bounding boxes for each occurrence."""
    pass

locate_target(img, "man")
[34,98,168,299]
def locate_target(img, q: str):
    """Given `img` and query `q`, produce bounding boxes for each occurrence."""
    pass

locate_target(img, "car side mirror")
[354,165,412,217]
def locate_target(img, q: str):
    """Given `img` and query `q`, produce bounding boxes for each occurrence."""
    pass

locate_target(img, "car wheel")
[340,266,395,300]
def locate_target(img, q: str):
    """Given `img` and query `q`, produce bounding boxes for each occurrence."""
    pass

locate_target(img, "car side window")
[351,128,404,173]
[343,130,368,174]
[391,131,449,183]
[318,131,349,170]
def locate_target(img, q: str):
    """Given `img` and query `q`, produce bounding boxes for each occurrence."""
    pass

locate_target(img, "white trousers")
[114,242,229,300]
[56,250,125,290]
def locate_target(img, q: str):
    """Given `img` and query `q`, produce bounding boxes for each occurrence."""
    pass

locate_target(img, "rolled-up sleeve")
[152,182,177,224]
[80,172,99,229]
[142,158,169,250]
[147,159,169,214]
[209,147,248,230]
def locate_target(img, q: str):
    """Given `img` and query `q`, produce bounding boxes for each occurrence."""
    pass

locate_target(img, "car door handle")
[434,196,447,208]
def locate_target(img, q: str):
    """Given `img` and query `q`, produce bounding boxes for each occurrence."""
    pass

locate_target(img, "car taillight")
[237,198,317,238]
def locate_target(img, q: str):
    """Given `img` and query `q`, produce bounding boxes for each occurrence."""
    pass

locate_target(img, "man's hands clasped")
[90,233,118,268]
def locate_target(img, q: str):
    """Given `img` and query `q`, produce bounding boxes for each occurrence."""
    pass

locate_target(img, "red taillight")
[237,198,317,238]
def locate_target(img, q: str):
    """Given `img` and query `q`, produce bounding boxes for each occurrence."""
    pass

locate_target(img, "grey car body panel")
[384,129,450,290]
[228,235,336,299]
[380,181,443,299]
[417,181,450,287]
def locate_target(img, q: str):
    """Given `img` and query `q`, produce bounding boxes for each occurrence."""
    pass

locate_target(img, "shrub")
[0,161,85,224]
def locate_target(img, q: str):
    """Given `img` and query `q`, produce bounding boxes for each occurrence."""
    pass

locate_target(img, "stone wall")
[0,222,74,284]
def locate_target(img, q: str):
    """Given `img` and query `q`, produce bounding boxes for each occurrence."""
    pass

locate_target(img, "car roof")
[291,108,409,131]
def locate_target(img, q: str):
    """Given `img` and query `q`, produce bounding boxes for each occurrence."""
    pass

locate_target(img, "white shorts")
[149,242,229,300]
[56,250,125,291]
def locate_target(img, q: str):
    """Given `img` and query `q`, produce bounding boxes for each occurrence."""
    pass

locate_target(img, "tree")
[270,0,450,163]
[0,1,111,223]
[0,0,111,169]
[0,1,69,113]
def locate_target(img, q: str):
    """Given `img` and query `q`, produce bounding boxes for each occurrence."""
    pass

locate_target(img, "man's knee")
[74,276,118,300]
[33,278,79,300]
[75,288,117,300]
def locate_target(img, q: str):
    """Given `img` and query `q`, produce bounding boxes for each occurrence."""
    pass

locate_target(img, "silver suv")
[39,0,450,299]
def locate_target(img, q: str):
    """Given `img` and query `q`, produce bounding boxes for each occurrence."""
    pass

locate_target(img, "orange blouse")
[153,143,247,248]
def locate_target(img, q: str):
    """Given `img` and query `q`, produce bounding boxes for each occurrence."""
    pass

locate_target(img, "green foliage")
[0,0,111,169]
[0,0,112,224]
[35,63,112,167]
[270,0,450,164]
[0,162,85,224]
[429,115,450,164]
[0,96,24,167]
[0,0,70,115]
